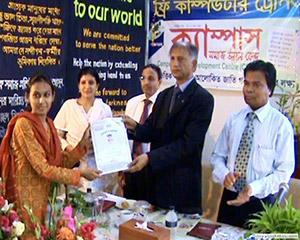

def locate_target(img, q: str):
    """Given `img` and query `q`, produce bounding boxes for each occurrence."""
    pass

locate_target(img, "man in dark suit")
[123,42,214,214]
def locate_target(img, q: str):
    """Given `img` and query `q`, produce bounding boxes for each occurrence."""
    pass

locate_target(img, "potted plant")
[245,196,300,238]
[276,83,300,178]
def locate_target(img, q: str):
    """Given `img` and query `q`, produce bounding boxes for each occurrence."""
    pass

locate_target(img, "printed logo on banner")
[149,1,300,92]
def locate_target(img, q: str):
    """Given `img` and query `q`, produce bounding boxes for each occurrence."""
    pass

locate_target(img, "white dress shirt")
[211,101,295,199]
[125,90,160,153]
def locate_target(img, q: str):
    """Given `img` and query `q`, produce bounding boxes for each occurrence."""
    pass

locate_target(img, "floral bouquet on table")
[25,205,98,240]
[0,180,25,240]
[57,206,98,240]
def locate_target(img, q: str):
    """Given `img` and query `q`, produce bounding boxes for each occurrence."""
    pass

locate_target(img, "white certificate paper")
[91,117,132,175]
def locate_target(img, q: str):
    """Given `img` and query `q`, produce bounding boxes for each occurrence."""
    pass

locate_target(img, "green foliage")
[24,204,42,239]
[246,196,300,237]
[67,188,91,217]
[276,83,300,135]
[48,183,61,238]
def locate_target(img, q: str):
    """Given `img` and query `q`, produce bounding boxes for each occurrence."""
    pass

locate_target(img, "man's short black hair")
[142,64,162,80]
[244,60,276,97]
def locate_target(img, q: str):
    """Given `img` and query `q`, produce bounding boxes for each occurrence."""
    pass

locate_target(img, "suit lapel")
[168,79,197,120]
[158,87,173,125]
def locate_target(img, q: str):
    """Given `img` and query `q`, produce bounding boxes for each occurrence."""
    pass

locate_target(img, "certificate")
[90,117,132,175]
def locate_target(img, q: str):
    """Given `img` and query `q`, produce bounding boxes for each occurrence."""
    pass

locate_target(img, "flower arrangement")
[66,187,87,216]
[23,182,99,240]
[25,205,98,240]
[0,180,25,240]
[57,206,98,240]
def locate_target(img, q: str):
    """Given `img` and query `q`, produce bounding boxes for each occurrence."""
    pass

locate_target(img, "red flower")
[0,196,6,209]
[80,222,98,240]
[1,215,11,234]
[0,215,10,228]
[41,225,50,237]
[9,209,19,223]
[33,223,38,229]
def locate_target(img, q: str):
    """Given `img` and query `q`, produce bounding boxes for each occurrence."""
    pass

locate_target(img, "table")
[94,193,246,240]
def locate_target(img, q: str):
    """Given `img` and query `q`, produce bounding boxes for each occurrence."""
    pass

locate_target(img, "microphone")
[276,182,289,205]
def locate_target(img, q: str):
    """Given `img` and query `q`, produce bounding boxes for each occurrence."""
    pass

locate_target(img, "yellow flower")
[57,227,75,240]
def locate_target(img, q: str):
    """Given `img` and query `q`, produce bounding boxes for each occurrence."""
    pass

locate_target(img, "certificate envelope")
[91,117,132,175]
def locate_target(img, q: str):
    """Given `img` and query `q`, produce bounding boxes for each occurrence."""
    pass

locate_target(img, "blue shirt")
[211,101,295,198]
[176,77,194,92]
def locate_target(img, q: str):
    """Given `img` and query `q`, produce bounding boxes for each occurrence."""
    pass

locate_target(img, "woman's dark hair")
[25,72,55,111]
[77,67,100,84]
[143,64,162,80]
[244,60,276,97]
[25,72,54,95]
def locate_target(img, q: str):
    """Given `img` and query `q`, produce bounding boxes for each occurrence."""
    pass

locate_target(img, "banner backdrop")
[149,0,300,91]
[66,0,146,116]
[0,0,146,140]
[0,0,69,140]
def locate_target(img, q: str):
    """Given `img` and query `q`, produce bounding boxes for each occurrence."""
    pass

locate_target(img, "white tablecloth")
[94,193,246,240]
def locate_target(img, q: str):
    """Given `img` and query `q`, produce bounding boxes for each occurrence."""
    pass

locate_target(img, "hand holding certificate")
[91,117,132,175]
[127,154,149,173]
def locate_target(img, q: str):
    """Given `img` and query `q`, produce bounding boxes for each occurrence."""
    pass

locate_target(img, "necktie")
[132,99,151,158]
[234,112,256,192]
[169,86,182,113]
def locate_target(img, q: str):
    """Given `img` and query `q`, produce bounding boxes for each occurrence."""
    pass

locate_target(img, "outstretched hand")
[80,168,102,181]
[227,185,252,206]
[127,154,149,173]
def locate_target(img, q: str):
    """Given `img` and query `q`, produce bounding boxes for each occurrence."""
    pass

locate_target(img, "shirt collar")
[141,90,160,103]
[176,77,194,92]
[244,101,271,123]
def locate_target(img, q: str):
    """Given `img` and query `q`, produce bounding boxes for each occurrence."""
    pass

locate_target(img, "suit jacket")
[134,79,214,213]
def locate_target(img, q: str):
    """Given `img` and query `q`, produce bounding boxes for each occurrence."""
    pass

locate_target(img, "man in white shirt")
[211,60,295,228]
[123,64,162,199]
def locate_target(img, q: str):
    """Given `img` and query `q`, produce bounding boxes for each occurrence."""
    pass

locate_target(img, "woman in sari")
[54,67,118,194]
[0,73,101,239]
